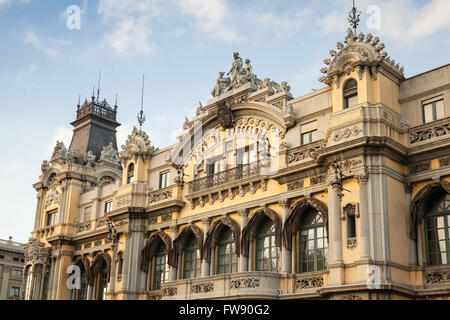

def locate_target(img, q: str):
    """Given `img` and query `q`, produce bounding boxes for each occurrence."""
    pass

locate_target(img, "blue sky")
[0,0,449,243]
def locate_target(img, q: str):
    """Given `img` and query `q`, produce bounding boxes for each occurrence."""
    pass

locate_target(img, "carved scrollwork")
[162,287,177,297]
[296,276,324,289]
[409,122,450,144]
[425,270,450,285]
[149,189,173,204]
[332,126,362,142]
[191,282,214,294]
[230,278,260,289]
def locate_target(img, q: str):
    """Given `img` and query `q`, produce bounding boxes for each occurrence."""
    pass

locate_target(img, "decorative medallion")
[217,103,234,129]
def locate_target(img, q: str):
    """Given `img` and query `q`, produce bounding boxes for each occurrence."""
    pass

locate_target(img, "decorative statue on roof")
[228,52,243,88]
[84,151,96,168]
[240,59,257,86]
[211,72,231,98]
[100,142,119,163]
[51,141,66,159]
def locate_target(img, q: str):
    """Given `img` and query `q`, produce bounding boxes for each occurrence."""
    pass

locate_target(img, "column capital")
[404,182,413,194]
[170,224,179,234]
[278,199,290,208]
[356,174,368,185]
[201,217,211,227]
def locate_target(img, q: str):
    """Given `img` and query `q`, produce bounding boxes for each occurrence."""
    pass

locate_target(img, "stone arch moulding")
[203,216,241,262]
[410,180,450,240]
[42,168,62,188]
[140,231,172,272]
[171,224,204,268]
[241,206,282,257]
[89,252,111,285]
[74,255,93,285]
[283,197,329,250]
[95,169,121,186]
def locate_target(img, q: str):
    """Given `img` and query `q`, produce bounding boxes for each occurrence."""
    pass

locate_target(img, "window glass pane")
[311,130,318,143]
[435,100,445,120]
[347,95,358,108]
[423,103,434,123]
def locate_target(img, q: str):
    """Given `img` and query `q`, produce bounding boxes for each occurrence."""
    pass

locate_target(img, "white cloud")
[116,123,134,147]
[24,32,59,58]
[177,0,243,42]
[250,9,312,39]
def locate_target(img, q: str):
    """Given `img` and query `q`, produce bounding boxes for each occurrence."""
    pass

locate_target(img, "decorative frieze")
[332,126,362,142]
[409,122,450,144]
[146,291,162,300]
[230,278,260,289]
[45,189,60,208]
[94,240,103,247]
[296,276,324,289]
[287,180,304,191]
[191,282,214,294]
[346,238,357,249]
[115,196,131,208]
[76,222,92,234]
[162,287,178,297]
[287,143,325,164]
[409,162,431,174]
[439,157,450,168]
[341,294,362,300]
[311,175,326,185]
[149,189,173,204]
[425,269,450,285]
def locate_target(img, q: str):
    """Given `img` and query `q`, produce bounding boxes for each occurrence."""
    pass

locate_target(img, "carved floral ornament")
[120,126,158,161]
[319,28,404,87]
[24,238,51,267]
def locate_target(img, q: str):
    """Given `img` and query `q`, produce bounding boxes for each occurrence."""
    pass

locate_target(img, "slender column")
[51,257,61,300]
[357,175,370,259]
[239,209,248,272]
[404,183,417,266]
[169,225,178,281]
[201,218,211,277]
[417,221,424,267]
[279,199,291,273]
[327,180,344,285]
[109,243,117,294]
[248,233,254,271]
[291,235,296,273]
[33,189,44,232]
[29,265,36,300]
[58,182,68,224]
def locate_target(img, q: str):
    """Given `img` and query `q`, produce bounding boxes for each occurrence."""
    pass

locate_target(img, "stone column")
[33,190,44,232]
[0,265,11,300]
[29,265,36,300]
[169,225,178,281]
[238,209,248,272]
[279,199,291,273]
[109,243,117,294]
[291,235,296,273]
[417,221,424,267]
[327,181,344,285]
[357,175,370,259]
[51,257,61,300]
[58,182,68,225]
[248,232,254,272]
[404,183,417,266]
[201,218,211,277]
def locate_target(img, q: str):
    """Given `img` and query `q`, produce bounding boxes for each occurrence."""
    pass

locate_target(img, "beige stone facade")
[23,27,450,300]
[0,238,25,300]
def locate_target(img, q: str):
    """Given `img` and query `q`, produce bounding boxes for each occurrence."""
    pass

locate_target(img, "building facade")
[0,237,25,300]
[23,26,450,300]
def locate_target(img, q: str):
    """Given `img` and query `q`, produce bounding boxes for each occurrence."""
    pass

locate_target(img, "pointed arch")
[140,231,172,272]
[90,252,111,285]
[283,197,329,250]
[241,207,281,257]
[410,180,450,239]
[74,256,92,285]
[172,224,204,268]
[204,216,241,262]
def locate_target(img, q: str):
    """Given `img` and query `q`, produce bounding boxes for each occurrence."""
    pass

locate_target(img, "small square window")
[104,201,113,213]
[46,210,57,227]
[12,269,23,277]
[10,286,20,297]
[301,130,318,145]
[159,171,170,189]
[423,99,445,123]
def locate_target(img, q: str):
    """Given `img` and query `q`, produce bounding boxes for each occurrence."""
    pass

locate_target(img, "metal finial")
[97,70,102,102]
[77,95,81,107]
[92,86,95,102]
[348,0,361,34]
[137,74,146,130]
[115,94,118,106]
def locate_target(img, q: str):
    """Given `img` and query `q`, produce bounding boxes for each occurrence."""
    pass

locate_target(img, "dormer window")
[127,163,135,184]
[343,79,358,109]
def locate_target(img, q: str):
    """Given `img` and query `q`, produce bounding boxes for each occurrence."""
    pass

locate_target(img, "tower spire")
[137,74,146,131]
[97,70,102,102]
[348,0,361,34]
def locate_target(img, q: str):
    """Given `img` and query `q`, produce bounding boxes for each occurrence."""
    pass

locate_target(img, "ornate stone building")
[0,237,25,300]
[24,25,450,300]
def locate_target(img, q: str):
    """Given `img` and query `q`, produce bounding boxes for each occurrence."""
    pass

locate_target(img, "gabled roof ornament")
[348,0,361,35]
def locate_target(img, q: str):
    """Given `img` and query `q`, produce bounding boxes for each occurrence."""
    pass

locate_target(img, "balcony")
[76,100,117,122]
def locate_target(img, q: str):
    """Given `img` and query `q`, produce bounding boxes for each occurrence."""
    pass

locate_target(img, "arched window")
[117,252,123,276]
[217,228,237,274]
[74,262,87,300]
[343,79,358,109]
[127,163,135,184]
[425,193,450,266]
[299,209,327,273]
[255,218,279,272]
[183,236,201,279]
[94,259,108,300]
[152,244,169,290]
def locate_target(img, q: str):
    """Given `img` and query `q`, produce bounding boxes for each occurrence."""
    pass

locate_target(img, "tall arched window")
[127,163,135,184]
[217,228,237,274]
[94,259,108,300]
[299,209,327,273]
[343,79,358,109]
[183,236,201,279]
[74,262,87,300]
[255,218,279,272]
[152,244,169,290]
[425,193,450,266]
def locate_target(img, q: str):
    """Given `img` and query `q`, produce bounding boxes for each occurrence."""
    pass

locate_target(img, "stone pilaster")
[357,175,370,260]
[33,189,44,232]
[169,224,178,281]
[404,182,417,266]
[109,243,117,294]
[279,199,291,273]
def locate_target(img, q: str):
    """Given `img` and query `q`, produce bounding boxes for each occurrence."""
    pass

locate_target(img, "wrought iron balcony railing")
[189,161,261,193]
[76,101,117,122]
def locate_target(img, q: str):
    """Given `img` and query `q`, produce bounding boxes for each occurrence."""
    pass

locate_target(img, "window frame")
[255,219,279,272]
[127,163,135,184]
[182,237,201,280]
[152,246,169,290]
[301,129,318,146]
[159,171,170,189]
[216,229,237,275]
[343,79,358,109]
[9,286,20,297]
[46,210,57,227]
[422,99,445,124]
[104,201,113,214]
[298,211,328,273]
